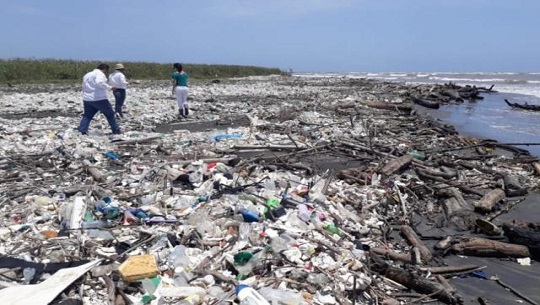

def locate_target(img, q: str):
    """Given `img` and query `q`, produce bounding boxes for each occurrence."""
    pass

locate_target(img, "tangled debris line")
[0,76,539,305]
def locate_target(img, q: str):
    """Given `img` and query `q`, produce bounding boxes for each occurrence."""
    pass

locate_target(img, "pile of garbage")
[1,75,540,305]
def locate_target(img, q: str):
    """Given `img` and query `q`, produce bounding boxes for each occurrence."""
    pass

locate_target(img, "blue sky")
[0,0,538,72]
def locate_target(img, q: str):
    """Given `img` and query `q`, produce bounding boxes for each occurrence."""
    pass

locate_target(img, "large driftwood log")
[381,155,413,176]
[474,189,505,213]
[413,98,440,109]
[400,225,433,263]
[357,100,413,113]
[370,255,462,305]
[502,221,540,259]
[82,160,106,183]
[452,237,530,258]
[440,188,470,215]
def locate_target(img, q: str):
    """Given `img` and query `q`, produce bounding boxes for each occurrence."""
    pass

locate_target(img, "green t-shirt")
[172,71,189,86]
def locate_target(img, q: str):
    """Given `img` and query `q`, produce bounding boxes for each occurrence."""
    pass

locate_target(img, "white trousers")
[176,86,189,114]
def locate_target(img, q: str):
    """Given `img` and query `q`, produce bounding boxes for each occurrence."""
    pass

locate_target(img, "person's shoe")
[112,129,122,135]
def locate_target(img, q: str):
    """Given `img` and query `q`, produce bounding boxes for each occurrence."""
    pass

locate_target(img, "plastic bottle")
[239,209,259,223]
[324,224,341,235]
[258,287,304,305]
[236,285,270,305]
[23,267,36,284]
[81,220,112,229]
[297,204,310,222]
[169,245,189,268]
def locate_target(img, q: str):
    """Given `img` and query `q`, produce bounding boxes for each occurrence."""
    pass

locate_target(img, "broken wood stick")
[420,265,481,274]
[113,135,161,145]
[400,225,432,263]
[474,189,505,213]
[533,162,540,176]
[381,155,413,176]
[370,247,412,264]
[82,160,106,183]
[370,255,461,305]
[416,169,484,197]
[357,100,413,113]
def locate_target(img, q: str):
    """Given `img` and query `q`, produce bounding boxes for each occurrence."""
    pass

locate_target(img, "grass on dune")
[0,58,284,84]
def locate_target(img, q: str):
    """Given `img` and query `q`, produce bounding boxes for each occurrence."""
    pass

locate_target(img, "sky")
[0,0,538,73]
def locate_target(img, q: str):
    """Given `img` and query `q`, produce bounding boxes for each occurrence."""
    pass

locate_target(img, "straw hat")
[114,63,125,70]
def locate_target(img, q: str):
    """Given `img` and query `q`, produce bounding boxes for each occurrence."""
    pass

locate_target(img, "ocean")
[302,72,540,156]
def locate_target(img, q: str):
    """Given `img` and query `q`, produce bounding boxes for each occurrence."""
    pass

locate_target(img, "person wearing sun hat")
[108,63,129,119]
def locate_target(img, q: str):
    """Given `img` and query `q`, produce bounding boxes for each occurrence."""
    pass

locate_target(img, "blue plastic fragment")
[104,152,120,160]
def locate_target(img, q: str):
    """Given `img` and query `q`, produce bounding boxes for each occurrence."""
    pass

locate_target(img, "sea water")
[299,72,540,156]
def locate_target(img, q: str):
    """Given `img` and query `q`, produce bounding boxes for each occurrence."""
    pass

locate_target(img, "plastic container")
[236,285,270,305]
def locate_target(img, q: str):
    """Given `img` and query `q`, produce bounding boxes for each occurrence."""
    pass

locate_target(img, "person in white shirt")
[108,63,129,118]
[77,64,121,135]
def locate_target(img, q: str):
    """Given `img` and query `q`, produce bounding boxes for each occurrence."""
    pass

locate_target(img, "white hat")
[114,63,125,70]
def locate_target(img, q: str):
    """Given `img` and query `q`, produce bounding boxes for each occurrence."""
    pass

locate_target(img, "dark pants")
[113,89,126,117]
[78,100,120,134]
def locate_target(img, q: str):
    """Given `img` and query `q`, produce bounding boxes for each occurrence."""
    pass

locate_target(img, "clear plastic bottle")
[258,287,305,305]
[236,285,270,305]
[297,204,310,222]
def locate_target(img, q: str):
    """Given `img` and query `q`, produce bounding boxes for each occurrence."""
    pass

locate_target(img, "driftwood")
[82,160,106,183]
[231,144,303,151]
[442,90,463,102]
[533,162,540,175]
[357,100,413,113]
[113,136,161,145]
[381,155,413,176]
[502,221,540,259]
[440,188,475,231]
[505,99,540,111]
[400,225,433,262]
[421,167,456,180]
[413,98,440,109]
[371,247,412,264]
[416,169,484,197]
[371,255,462,305]
[452,237,530,258]
[420,265,481,274]
[474,189,505,213]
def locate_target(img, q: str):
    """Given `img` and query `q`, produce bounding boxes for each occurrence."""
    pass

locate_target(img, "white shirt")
[82,69,111,101]
[108,70,128,89]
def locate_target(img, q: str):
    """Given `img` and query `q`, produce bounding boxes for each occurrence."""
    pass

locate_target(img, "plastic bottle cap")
[235,284,249,295]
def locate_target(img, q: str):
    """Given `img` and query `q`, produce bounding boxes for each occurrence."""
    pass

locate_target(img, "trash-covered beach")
[1,75,540,305]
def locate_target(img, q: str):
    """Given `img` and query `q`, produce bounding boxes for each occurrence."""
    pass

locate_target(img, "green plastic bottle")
[324,224,341,235]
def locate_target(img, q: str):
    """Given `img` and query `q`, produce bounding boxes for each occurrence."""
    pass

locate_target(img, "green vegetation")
[0,59,283,84]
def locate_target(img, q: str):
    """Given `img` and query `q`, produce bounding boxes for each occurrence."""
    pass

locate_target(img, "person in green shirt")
[171,63,189,118]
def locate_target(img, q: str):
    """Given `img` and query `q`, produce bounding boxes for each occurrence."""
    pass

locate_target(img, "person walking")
[109,63,129,119]
[77,64,121,135]
[171,63,189,118]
